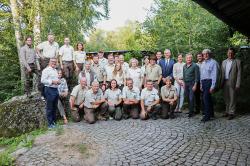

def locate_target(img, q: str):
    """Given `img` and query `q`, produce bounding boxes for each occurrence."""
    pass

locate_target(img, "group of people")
[20,33,241,128]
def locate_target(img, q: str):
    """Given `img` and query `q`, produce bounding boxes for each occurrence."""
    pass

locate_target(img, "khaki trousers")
[223,80,237,115]
[24,63,40,95]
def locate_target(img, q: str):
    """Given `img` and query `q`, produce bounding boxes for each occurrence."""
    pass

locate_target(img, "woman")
[173,53,185,113]
[104,79,123,120]
[73,43,86,75]
[141,56,149,87]
[161,76,178,119]
[57,70,69,124]
[126,58,143,89]
[112,63,126,90]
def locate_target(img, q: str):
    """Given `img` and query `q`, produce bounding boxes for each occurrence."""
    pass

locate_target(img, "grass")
[0,127,47,165]
[78,143,88,154]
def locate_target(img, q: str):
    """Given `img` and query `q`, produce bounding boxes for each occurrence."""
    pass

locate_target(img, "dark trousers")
[194,82,204,114]
[185,81,195,115]
[201,79,214,120]
[44,87,59,126]
[123,104,139,119]
[63,61,74,90]
[140,104,161,120]
[161,101,176,118]
[71,105,84,122]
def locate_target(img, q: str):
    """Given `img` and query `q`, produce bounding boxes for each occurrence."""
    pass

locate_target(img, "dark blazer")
[159,58,176,78]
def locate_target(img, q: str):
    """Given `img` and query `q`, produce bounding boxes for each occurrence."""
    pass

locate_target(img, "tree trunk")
[9,0,25,88]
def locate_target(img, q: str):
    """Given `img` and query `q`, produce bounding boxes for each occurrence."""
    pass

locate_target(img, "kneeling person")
[122,78,140,119]
[140,80,161,120]
[104,79,123,120]
[84,81,108,124]
[161,77,178,119]
[70,77,88,122]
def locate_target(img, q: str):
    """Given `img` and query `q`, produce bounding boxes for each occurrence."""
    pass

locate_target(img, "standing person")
[195,53,204,114]
[98,50,108,68]
[91,54,105,85]
[183,53,199,118]
[173,53,185,113]
[126,58,144,89]
[104,79,123,120]
[78,61,97,88]
[36,33,59,70]
[103,54,115,87]
[145,55,162,90]
[112,63,126,90]
[141,56,150,87]
[59,37,74,89]
[114,54,120,64]
[57,69,68,124]
[84,81,108,123]
[159,49,175,84]
[122,78,140,119]
[200,49,218,122]
[220,48,241,120]
[161,77,178,119]
[20,36,40,97]
[140,80,161,120]
[73,42,86,76]
[70,77,88,122]
[41,58,60,128]
[119,54,129,74]
[156,51,163,64]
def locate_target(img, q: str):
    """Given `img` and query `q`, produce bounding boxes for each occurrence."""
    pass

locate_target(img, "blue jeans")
[185,81,195,114]
[44,87,59,126]
[201,79,214,120]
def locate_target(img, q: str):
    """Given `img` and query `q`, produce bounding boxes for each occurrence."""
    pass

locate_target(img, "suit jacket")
[159,58,176,78]
[220,58,241,88]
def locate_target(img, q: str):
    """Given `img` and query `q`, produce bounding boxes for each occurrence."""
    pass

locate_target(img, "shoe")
[222,113,229,117]
[228,114,234,120]
[201,118,210,123]
[48,124,56,129]
[152,116,157,120]
[194,111,200,114]
[188,113,193,118]
[170,114,175,119]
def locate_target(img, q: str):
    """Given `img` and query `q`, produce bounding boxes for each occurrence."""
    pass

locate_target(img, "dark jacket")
[159,58,176,78]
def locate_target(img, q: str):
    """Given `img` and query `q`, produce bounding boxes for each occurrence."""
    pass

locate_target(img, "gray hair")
[129,58,138,67]
[185,53,193,58]
[91,81,99,86]
[165,76,173,82]
[202,49,212,55]
[119,54,124,59]
[164,49,171,53]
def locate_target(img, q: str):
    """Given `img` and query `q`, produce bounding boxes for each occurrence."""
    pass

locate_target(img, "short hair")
[202,49,212,55]
[91,81,99,86]
[108,53,114,58]
[49,57,57,62]
[186,53,193,58]
[149,55,157,61]
[98,49,104,53]
[129,58,139,67]
[228,47,236,54]
[126,77,133,82]
[119,54,124,59]
[25,36,32,41]
[80,76,87,82]
[48,33,54,36]
[164,49,171,53]
[165,76,172,82]
[177,53,183,57]
[146,79,153,84]
[85,60,91,65]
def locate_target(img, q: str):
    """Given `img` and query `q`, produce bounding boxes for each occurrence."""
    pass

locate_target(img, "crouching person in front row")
[122,78,140,119]
[104,79,123,120]
[140,80,161,120]
[84,81,108,124]
[161,76,178,119]
[70,77,88,122]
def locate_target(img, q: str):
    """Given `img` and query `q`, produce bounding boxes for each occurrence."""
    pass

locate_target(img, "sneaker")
[228,114,234,120]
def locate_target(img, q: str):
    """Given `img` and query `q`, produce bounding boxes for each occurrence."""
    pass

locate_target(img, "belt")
[152,80,158,82]
[63,60,73,63]
[45,86,58,89]
[28,63,35,65]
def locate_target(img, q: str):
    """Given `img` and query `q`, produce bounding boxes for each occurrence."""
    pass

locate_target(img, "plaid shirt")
[58,78,68,93]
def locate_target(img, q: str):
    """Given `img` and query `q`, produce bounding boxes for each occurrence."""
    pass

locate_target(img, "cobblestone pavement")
[17,113,250,166]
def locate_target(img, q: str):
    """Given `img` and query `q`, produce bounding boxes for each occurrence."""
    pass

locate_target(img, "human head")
[227,47,236,59]
[49,58,57,68]
[185,53,193,64]
[177,53,183,63]
[108,54,114,64]
[143,56,149,65]
[126,78,133,90]
[114,55,119,64]
[92,55,99,64]
[58,69,63,78]
[165,76,172,87]
[164,49,171,59]
[149,55,157,65]
[80,77,87,88]
[202,49,212,60]
[110,79,118,89]
[156,51,162,60]
[196,52,203,63]
[119,54,125,64]
[64,37,70,45]
[25,36,32,46]
[98,50,104,59]
[76,42,84,51]
[146,80,153,90]
[91,81,99,93]
[115,63,122,71]
[47,33,55,43]
[85,61,91,70]
[129,58,139,68]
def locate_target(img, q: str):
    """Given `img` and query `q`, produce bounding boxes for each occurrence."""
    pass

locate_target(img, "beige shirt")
[91,63,105,82]
[121,62,129,74]
[84,89,104,108]
[71,85,88,105]
[126,67,143,88]
[145,64,162,81]
[104,63,115,82]
[37,41,59,58]
[73,51,86,64]
[122,86,140,100]
[113,72,125,85]
[99,58,108,68]
[59,45,74,61]
[104,88,122,104]
[20,44,36,70]
[161,85,177,100]
[141,88,159,106]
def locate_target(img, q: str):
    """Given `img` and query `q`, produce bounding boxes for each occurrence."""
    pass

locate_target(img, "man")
[195,53,204,114]
[103,54,115,86]
[200,49,218,122]
[145,55,162,90]
[98,50,108,68]
[78,61,97,88]
[41,58,60,128]
[91,54,105,85]
[70,77,88,122]
[122,78,140,119]
[220,47,241,120]
[58,37,74,89]
[183,53,199,117]
[140,80,161,120]
[156,51,163,64]
[36,33,59,70]
[20,36,40,97]
[84,81,108,124]
[119,54,129,74]
[159,49,175,83]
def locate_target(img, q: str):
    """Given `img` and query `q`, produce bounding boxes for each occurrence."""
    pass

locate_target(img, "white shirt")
[225,59,233,79]
[41,66,59,88]
[141,88,159,106]
[121,62,129,74]
[73,51,86,64]
[173,62,185,80]
[37,41,59,58]
[99,58,108,68]
[122,86,140,100]
[126,67,143,89]
[113,72,125,85]
[59,45,74,61]
[104,63,115,82]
